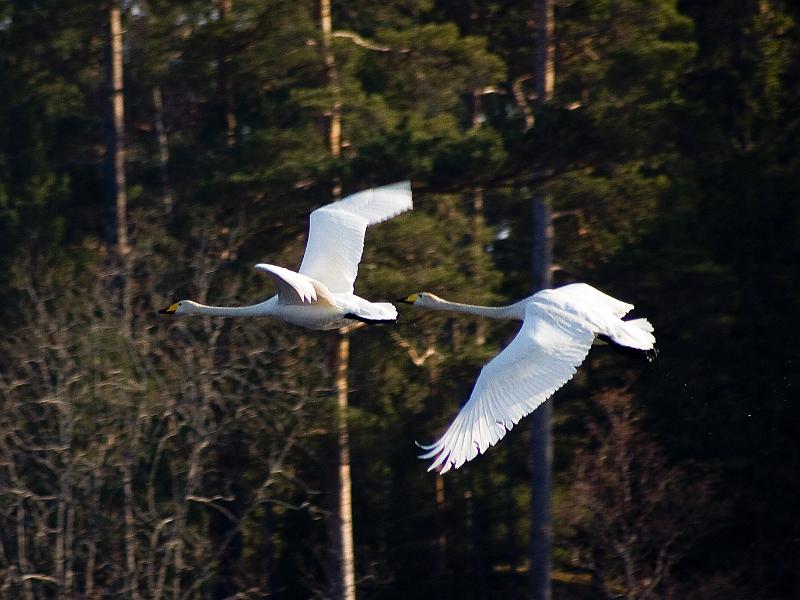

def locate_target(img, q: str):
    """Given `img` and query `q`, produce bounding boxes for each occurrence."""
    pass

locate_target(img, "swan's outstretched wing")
[331,181,413,225]
[298,181,412,294]
[420,302,595,473]
[254,263,335,306]
[553,283,633,318]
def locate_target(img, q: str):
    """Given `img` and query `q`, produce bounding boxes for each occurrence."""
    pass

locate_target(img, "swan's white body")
[160,182,412,330]
[403,283,656,473]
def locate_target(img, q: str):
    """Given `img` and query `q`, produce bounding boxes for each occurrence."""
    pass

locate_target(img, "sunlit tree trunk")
[529,1,554,599]
[321,0,342,193]
[107,2,131,336]
[333,332,356,600]
[108,2,128,256]
[321,2,354,599]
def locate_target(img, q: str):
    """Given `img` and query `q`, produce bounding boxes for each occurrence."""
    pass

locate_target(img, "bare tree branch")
[331,30,410,53]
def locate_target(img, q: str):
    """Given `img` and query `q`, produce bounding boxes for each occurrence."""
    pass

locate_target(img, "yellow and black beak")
[399,293,420,305]
[158,303,179,315]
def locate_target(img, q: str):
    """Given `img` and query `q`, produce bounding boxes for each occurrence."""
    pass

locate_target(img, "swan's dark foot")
[344,313,393,325]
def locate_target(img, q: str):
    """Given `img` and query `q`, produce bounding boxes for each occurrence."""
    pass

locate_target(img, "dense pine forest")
[1,1,799,598]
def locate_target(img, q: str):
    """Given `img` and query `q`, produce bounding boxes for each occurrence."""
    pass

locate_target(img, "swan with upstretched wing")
[160,181,412,330]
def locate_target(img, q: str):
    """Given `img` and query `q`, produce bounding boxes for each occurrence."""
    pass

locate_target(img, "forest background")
[0,0,798,598]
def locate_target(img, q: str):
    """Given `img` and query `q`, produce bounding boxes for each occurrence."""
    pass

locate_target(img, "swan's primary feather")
[333,180,413,225]
[299,181,413,294]
[420,302,595,473]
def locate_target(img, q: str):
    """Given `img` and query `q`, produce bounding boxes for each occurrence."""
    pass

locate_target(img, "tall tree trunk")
[56,399,74,600]
[320,4,354,598]
[334,332,356,600]
[85,473,100,598]
[209,431,245,598]
[16,503,34,600]
[108,3,128,256]
[529,198,553,600]
[465,469,489,600]
[260,501,275,594]
[321,0,342,175]
[417,360,448,600]
[434,474,448,599]
[107,2,131,336]
[217,0,237,147]
[529,1,554,599]
[470,88,488,346]
[123,459,141,600]
[152,86,173,214]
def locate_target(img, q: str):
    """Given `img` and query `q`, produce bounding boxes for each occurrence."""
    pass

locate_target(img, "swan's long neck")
[423,298,522,320]
[187,302,273,318]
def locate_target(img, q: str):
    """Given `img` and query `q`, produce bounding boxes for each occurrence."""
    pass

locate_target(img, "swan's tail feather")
[599,317,657,362]
[627,317,654,334]
[609,317,656,349]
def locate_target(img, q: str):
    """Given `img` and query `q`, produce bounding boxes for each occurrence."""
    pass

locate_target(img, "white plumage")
[159,181,412,329]
[402,283,656,473]
[299,181,413,294]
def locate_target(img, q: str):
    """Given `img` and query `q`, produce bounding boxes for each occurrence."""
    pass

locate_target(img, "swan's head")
[158,300,199,315]
[400,292,443,307]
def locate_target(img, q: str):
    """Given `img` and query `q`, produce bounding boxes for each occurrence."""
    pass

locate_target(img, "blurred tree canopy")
[0,0,798,598]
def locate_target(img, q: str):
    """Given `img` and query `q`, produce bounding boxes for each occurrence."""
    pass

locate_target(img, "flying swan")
[159,181,412,330]
[401,283,656,473]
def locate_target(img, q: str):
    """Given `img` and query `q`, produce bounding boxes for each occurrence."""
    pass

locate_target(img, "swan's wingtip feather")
[415,440,437,450]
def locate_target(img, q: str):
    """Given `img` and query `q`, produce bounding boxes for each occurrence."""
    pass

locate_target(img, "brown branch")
[332,30,410,53]
[552,208,589,236]
[186,495,239,523]
[19,574,59,584]
[388,331,439,367]
[511,74,535,131]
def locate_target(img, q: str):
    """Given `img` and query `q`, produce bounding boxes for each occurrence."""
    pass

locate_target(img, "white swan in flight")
[401,283,656,473]
[159,181,412,330]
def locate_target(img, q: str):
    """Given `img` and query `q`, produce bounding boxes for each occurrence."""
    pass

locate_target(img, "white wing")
[333,180,413,225]
[420,302,595,473]
[298,181,412,294]
[254,264,320,304]
[552,283,633,318]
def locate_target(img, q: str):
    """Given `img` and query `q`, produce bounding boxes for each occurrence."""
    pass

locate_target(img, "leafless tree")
[0,247,329,597]
[560,387,716,600]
